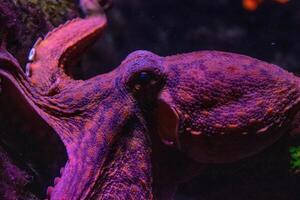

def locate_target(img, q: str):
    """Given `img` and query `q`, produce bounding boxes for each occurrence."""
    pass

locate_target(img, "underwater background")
[1,0,300,199]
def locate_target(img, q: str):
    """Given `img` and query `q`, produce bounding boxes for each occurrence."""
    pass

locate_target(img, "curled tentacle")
[26,15,107,93]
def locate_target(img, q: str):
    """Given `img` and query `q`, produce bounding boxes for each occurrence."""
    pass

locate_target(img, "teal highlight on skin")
[289,146,300,170]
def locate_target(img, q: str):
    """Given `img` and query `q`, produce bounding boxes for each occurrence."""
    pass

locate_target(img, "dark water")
[83,0,300,78]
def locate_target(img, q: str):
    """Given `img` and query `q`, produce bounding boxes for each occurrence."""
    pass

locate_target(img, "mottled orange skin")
[160,51,300,163]
[1,7,300,200]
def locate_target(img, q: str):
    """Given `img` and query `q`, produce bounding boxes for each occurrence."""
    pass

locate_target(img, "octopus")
[0,0,299,199]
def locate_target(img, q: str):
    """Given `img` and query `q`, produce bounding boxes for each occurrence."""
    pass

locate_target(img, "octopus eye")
[127,70,165,100]
[135,71,156,86]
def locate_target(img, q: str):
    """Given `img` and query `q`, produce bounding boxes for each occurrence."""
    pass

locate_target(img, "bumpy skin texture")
[161,51,300,162]
[1,4,300,200]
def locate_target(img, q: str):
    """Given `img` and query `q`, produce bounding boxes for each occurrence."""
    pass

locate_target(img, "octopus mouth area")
[0,81,67,199]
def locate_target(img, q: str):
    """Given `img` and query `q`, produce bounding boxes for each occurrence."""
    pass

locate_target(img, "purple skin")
[1,1,300,200]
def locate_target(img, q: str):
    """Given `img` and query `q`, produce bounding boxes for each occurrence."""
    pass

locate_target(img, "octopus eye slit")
[136,71,155,85]
[128,71,157,91]
[127,70,165,101]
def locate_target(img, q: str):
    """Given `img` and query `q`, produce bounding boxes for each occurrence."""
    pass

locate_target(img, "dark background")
[82,0,300,79]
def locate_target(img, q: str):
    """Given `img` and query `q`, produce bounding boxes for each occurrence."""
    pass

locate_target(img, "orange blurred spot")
[243,0,289,11]
[243,0,262,11]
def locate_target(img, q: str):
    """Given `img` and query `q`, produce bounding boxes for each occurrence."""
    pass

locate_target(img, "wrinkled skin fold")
[1,9,300,200]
